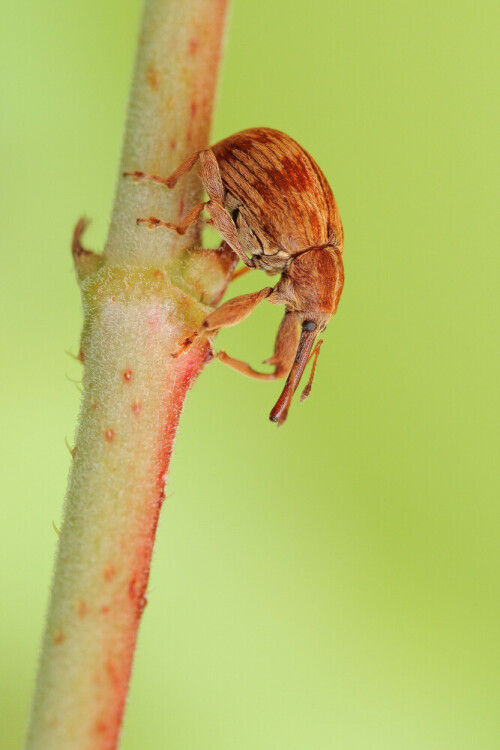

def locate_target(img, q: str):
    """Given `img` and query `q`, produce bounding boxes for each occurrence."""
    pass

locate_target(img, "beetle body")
[124,127,344,425]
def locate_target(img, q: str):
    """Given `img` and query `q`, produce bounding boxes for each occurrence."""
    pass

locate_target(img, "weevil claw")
[171,331,198,358]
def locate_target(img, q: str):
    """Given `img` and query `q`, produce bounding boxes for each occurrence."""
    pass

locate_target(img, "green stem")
[25,1,231,748]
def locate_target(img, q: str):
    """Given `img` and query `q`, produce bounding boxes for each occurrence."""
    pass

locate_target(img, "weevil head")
[286,245,344,317]
[269,246,344,425]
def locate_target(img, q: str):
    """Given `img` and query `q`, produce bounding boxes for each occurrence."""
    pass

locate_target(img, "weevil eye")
[302,320,317,332]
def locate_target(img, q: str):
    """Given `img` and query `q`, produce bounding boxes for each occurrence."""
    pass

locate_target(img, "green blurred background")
[2,0,499,747]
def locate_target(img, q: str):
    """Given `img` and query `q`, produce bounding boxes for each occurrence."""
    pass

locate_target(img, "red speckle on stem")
[146,65,159,90]
[77,601,87,617]
[128,575,137,602]
[92,401,99,410]
[131,400,141,414]
[94,720,107,735]
[123,369,133,382]
[128,572,149,619]
[104,563,115,581]
[189,38,199,56]
[53,630,64,645]
[107,659,120,689]
[170,139,177,150]
[104,429,114,442]
[101,605,110,615]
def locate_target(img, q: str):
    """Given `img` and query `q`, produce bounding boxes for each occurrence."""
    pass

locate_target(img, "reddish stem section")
[91,342,210,749]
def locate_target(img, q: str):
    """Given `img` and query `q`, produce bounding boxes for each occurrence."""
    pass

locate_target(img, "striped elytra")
[212,127,343,262]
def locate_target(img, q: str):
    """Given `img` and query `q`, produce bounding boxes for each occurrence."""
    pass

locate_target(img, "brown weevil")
[124,127,344,425]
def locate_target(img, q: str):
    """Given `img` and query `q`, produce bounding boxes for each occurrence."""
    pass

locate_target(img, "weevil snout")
[269,324,320,425]
[268,311,331,425]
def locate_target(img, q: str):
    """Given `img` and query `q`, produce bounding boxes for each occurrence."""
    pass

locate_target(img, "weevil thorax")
[276,246,344,329]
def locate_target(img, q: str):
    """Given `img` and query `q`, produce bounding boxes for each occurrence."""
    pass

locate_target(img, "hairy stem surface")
[25,1,231,748]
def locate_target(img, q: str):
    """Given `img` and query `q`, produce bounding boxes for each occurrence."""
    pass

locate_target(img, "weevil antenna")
[300,339,324,402]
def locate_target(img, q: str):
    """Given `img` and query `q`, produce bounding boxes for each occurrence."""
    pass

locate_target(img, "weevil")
[124,127,344,425]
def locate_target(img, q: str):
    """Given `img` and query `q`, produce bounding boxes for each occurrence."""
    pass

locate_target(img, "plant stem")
[25,1,231,748]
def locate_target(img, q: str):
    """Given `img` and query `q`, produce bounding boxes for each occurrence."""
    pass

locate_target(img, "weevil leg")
[127,147,254,269]
[171,332,199,358]
[217,351,277,380]
[205,200,255,268]
[124,148,223,195]
[123,150,201,188]
[262,310,300,377]
[299,339,324,401]
[172,287,273,359]
[202,287,273,332]
[231,265,252,281]
[136,201,207,234]
[197,150,255,269]
[216,309,300,380]
[198,150,226,204]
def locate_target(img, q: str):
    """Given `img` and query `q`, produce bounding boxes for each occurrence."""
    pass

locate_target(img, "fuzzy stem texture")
[25,1,231,749]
